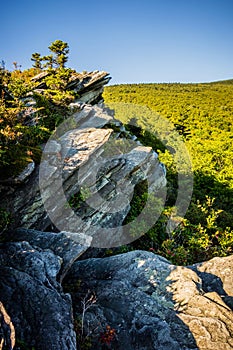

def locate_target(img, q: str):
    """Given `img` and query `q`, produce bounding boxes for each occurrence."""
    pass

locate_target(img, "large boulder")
[7,228,91,282]
[64,250,233,350]
[0,240,77,350]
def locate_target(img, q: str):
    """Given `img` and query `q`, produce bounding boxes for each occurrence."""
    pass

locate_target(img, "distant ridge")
[209,78,233,84]
[109,79,233,87]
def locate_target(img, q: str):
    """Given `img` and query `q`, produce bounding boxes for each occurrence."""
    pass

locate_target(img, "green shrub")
[0,208,11,234]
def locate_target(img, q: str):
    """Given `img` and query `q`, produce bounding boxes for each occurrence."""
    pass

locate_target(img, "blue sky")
[2,0,233,84]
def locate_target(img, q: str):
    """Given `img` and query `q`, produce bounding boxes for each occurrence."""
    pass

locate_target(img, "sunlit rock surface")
[0,104,166,245]
[65,251,233,350]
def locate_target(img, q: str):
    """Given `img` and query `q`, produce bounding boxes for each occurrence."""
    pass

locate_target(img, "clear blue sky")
[2,0,233,84]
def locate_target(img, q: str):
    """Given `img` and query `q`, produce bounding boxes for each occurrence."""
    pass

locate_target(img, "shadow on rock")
[64,250,199,350]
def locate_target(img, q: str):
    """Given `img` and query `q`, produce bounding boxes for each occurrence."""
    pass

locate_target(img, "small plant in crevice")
[99,325,116,348]
[72,290,117,350]
[0,208,11,235]
[68,186,92,210]
[74,318,93,350]
[74,290,97,350]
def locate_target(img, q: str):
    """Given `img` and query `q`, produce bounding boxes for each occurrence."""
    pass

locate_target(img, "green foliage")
[103,82,233,264]
[42,54,54,69]
[123,180,167,250]
[0,208,11,234]
[31,52,42,69]
[159,196,233,264]
[15,339,35,350]
[32,91,65,130]
[42,68,76,110]
[48,40,69,68]
[8,77,35,100]
[103,83,233,192]
[0,41,74,178]
[0,100,30,176]
[68,187,92,210]
[44,68,72,91]
[0,96,50,178]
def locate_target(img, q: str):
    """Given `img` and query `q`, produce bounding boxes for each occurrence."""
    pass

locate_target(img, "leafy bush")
[0,208,11,234]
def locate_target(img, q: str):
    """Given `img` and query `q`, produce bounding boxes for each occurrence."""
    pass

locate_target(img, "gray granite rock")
[0,241,77,350]
[64,250,233,350]
[65,70,111,104]
[0,104,166,244]
[31,70,111,105]
[9,228,92,282]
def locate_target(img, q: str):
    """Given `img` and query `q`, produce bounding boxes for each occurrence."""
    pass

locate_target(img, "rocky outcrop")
[1,241,233,349]
[0,101,167,349]
[0,104,115,230]
[64,250,233,350]
[66,70,111,104]
[1,73,232,350]
[0,103,166,248]
[31,70,111,104]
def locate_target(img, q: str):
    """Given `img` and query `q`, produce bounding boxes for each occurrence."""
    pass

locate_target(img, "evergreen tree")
[42,55,54,69]
[31,52,42,69]
[48,40,69,68]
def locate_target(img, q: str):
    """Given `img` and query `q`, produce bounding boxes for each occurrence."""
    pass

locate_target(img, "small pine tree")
[31,52,42,69]
[48,40,69,68]
[41,55,54,69]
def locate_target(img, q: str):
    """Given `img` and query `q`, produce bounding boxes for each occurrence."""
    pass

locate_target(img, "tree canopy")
[103,82,233,264]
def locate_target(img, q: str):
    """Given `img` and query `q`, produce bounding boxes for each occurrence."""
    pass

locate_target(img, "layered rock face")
[0,103,166,246]
[0,240,77,350]
[31,70,111,104]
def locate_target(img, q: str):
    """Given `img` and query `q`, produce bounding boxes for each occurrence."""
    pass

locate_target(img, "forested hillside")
[103,82,233,264]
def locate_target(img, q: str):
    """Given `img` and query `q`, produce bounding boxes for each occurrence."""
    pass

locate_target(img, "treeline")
[103,82,233,264]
